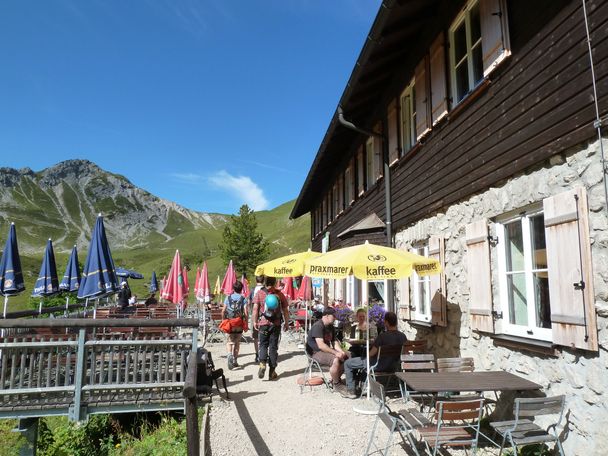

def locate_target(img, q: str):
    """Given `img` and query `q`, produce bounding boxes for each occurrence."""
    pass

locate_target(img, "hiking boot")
[258,362,266,379]
[233,359,239,368]
[227,355,234,370]
[254,354,259,363]
[268,369,278,381]
[341,388,358,399]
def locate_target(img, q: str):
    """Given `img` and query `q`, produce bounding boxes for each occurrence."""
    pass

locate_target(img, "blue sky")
[0,0,380,214]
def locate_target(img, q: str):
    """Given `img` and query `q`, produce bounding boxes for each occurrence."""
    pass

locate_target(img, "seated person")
[306,308,348,386]
[312,295,324,319]
[341,311,407,399]
[117,282,131,309]
[348,308,378,357]
[145,293,158,306]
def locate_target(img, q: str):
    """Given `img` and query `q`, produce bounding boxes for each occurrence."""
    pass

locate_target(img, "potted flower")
[367,303,386,332]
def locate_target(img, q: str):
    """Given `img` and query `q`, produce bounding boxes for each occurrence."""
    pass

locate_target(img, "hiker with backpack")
[252,276,289,380]
[219,280,248,370]
[249,275,265,363]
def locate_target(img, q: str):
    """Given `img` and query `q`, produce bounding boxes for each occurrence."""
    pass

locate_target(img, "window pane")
[472,43,483,84]
[454,23,467,63]
[530,214,547,269]
[470,3,481,43]
[505,221,525,271]
[533,272,551,329]
[456,62,469,102]
[411,85,417,139]
[416,280,427,315]
[507,273,528,326]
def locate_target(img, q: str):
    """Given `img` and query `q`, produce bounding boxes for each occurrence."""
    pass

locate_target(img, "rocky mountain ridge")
[0,159,226,253]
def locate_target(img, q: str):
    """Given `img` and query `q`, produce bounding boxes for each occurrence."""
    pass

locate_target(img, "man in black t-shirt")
[306,307,348,386]
[341,311,407,399]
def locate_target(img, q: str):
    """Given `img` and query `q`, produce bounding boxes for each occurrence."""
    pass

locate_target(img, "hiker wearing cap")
[306,307,348,387]
[252,276,289,380]
[117,281,131,309]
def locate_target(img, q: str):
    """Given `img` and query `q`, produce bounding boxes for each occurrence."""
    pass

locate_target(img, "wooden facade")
[293,0,607,254]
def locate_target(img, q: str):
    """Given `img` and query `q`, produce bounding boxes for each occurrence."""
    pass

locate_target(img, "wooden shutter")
[357,147,365,195]
[374,136,383,180]
[429,235,447,327]
[544,187,597,351]
[466,219,494,333]
[348,159,355,204]
[398,276,411,321]
[387,100,399,164]
[415,58,430,140]
[480,0,511,77]
[430,32,448,125]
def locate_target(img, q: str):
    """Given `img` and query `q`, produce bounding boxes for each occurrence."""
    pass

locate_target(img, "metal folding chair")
[363,379,427,456]
[400,353,436,406]
[300,349,330,393]
[490,395,566,456]
[418,398,485,456]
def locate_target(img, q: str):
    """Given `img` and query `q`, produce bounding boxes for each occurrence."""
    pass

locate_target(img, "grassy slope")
[7,201,309,311]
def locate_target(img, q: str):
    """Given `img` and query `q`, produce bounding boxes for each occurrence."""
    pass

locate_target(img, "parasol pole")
[353,282,377,415]
[2,295,8,339]
[65,296,69,318]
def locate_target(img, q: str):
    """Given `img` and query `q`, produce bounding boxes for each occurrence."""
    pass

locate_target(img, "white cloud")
[208,170,269,211]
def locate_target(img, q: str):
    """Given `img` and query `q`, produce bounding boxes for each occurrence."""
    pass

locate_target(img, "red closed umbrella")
[241,274,250,298]
[194,267,201,297]
[161,250,184,305]
[197,262,210,300]
[296,276,312,300]
[282,277,296,300]
[221,260,237,295]
[182,266,190,296]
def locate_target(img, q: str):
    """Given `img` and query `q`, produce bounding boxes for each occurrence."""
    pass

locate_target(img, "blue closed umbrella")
[59,246,81,292]
[59,245,81,316]
[78,215,119,299]
[149,271,159,293]
[116,267,144,279]
[32,239,60,297]
[0,223,25,318]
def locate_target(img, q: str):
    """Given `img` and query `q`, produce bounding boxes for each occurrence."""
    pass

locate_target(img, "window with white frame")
[496,208,552,340]
[400,80,416,154]
[357,147,365,195]
[412,243,431,322]
[368,280,387,306]
[449,0,483,104]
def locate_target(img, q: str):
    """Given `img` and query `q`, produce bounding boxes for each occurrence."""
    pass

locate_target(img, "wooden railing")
[0,319,199,421]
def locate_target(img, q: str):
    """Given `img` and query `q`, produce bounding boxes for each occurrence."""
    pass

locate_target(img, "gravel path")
[205,335,388,456]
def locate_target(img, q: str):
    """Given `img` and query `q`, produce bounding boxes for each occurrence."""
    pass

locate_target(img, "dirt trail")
[205,336,379,456]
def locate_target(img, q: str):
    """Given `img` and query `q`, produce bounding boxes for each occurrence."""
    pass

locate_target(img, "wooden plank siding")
[310,0,606,250]
[390,0,608,227]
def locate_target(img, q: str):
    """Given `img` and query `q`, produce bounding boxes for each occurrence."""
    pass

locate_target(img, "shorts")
[312,351,338,367]
[228,333,242,344]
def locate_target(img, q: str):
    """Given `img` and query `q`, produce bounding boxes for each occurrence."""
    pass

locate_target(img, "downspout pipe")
[337,106,395,312]
[582,0,608,214]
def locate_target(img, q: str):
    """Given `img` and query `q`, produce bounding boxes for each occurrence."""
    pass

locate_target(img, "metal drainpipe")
[582,0,608,213]
[337,106,395,312]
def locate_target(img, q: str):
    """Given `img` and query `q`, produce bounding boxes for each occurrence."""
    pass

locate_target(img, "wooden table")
[395,371,541,393]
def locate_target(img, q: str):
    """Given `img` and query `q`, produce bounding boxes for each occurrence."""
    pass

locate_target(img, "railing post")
[183,352,199,456]
[69,328,87,421]
[191,327,198,354]
[16,417,39,456]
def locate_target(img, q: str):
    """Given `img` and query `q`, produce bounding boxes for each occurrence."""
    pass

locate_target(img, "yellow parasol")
[303,240,440,408]
[303,240,440,280]
[213,275,221,296]
[255,249,321,277]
